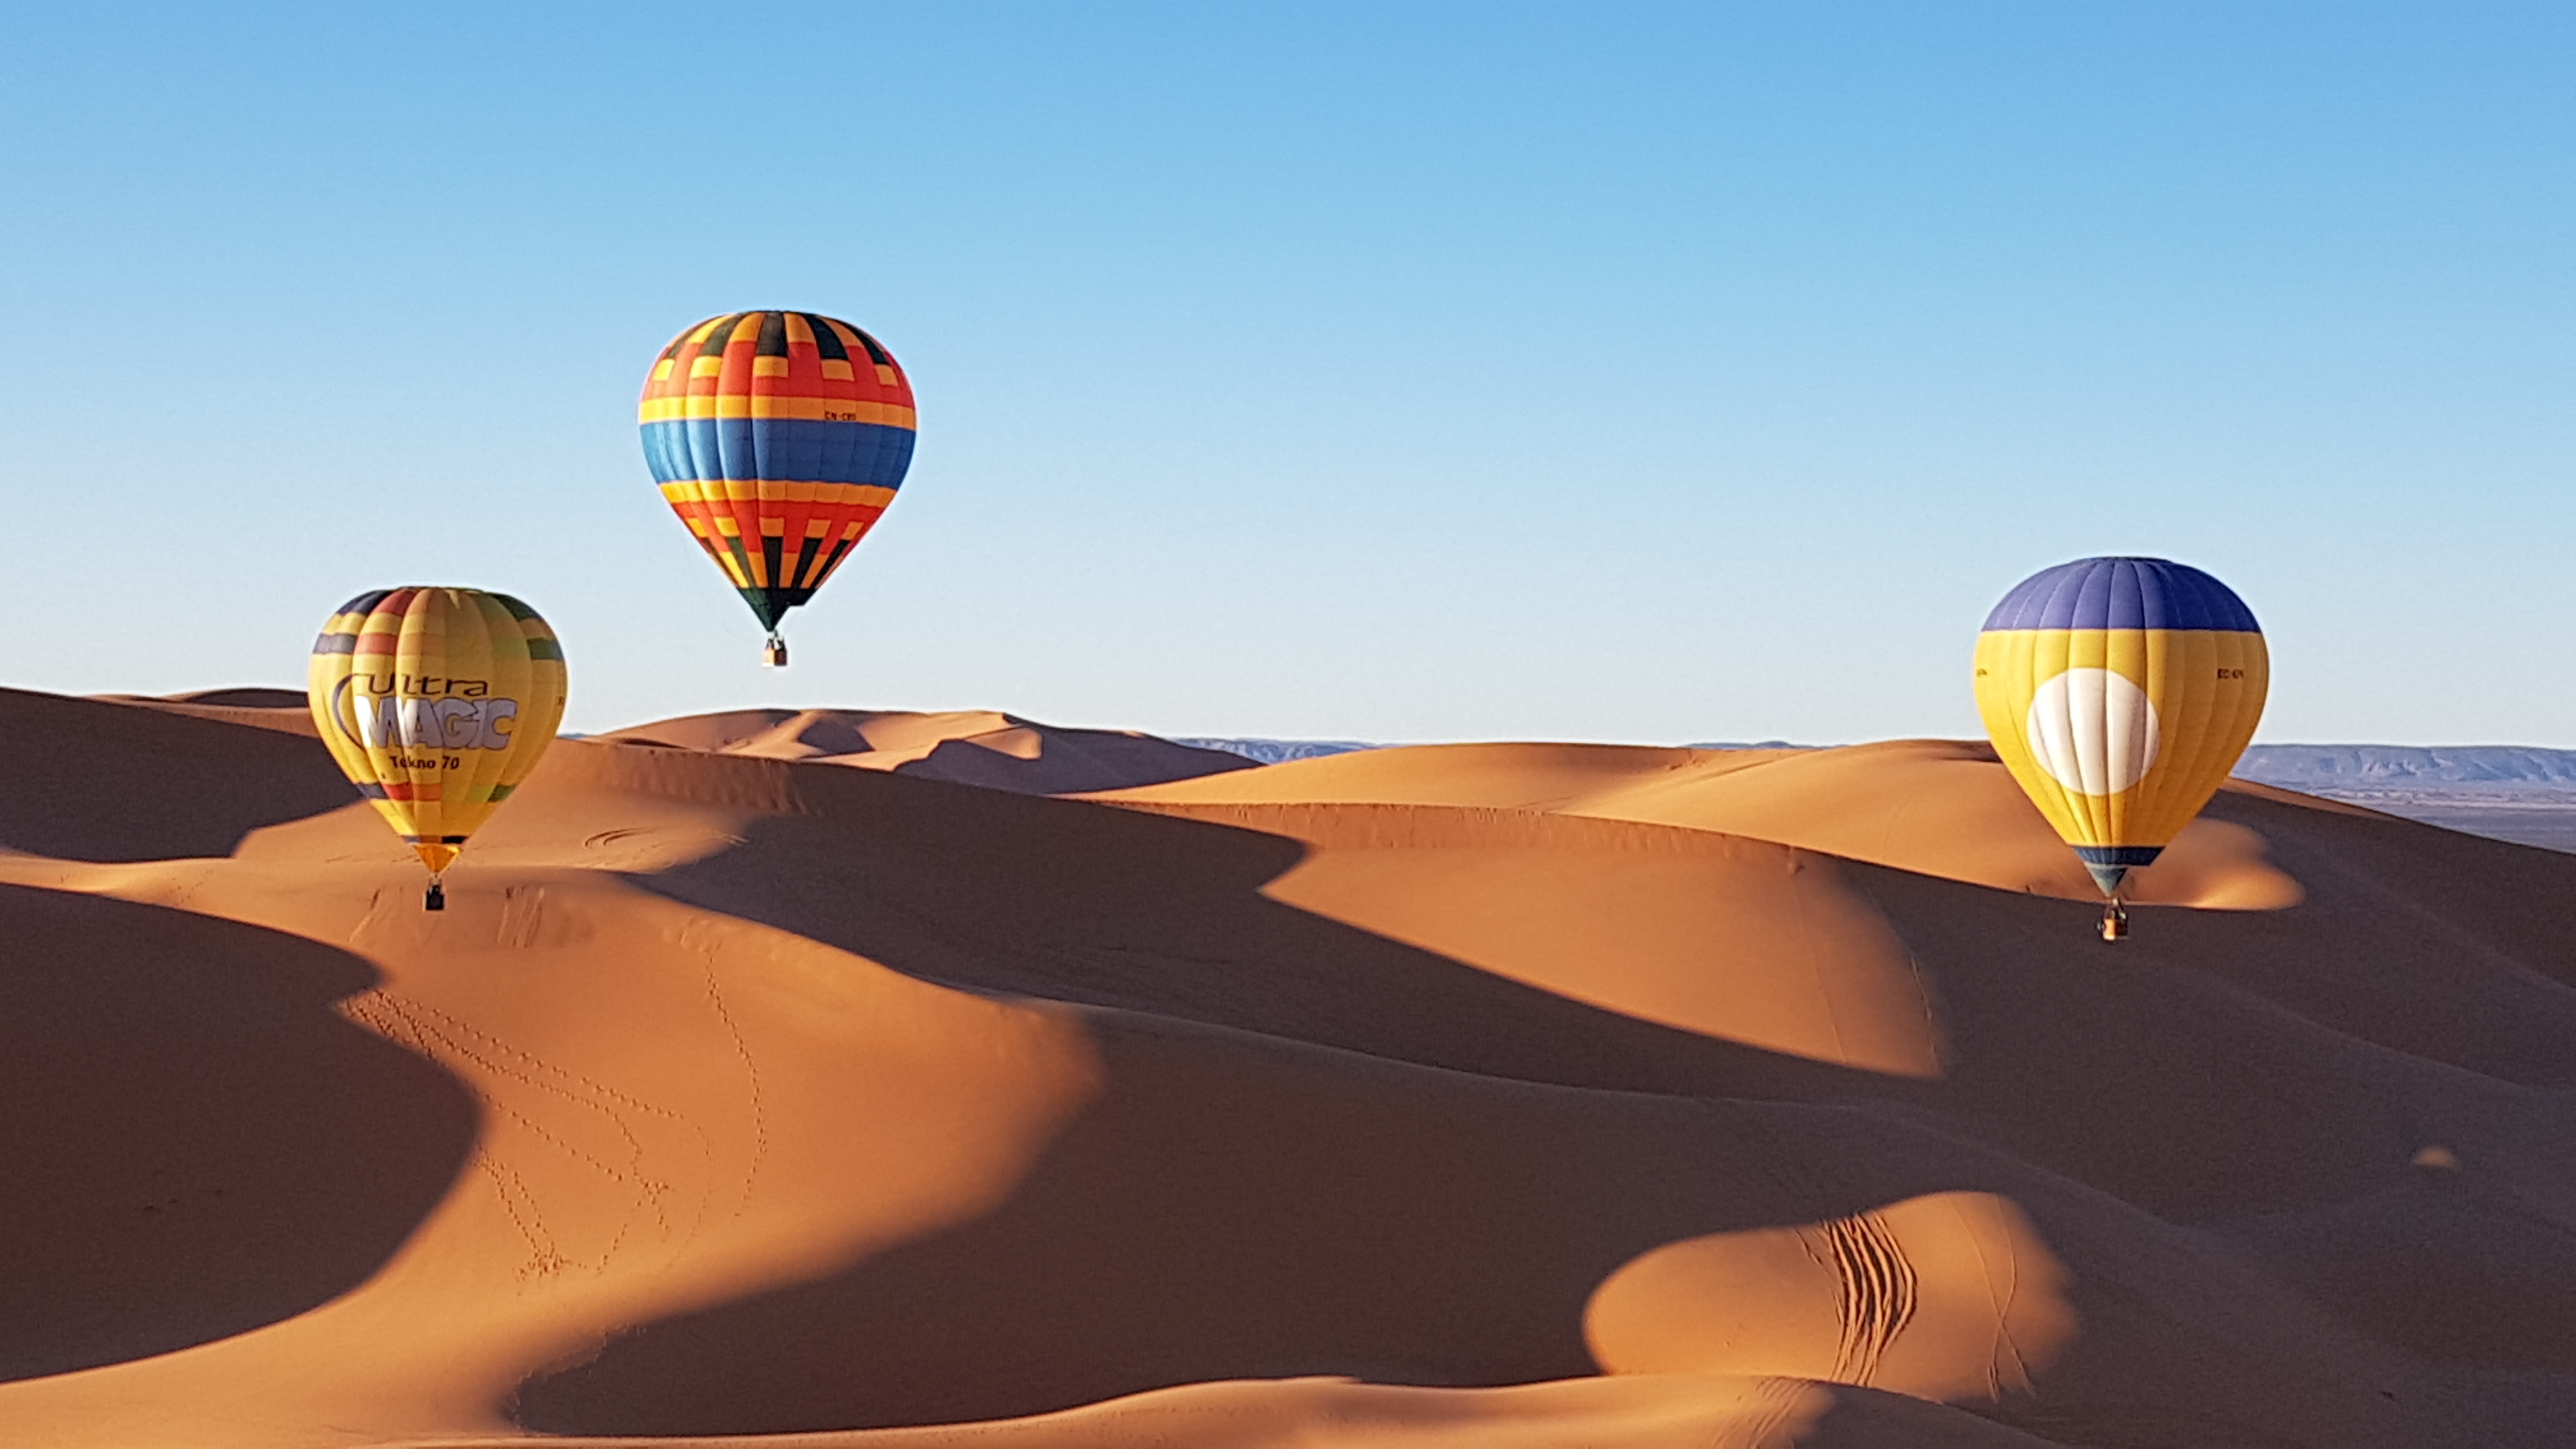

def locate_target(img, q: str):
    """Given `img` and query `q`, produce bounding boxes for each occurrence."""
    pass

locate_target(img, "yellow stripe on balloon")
[635,395,919,427]
[655,480,898,509]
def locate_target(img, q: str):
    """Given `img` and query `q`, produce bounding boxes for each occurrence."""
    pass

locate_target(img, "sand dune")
[8,689,2576,1446]
[599,707,1254,794]
[1092,738,2308,908]
[86,687,323,737]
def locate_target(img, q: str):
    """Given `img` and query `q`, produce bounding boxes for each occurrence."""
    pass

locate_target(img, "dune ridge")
[1091,737,2307,908]
[7,689,2576,1445]
[597,707,1254,795]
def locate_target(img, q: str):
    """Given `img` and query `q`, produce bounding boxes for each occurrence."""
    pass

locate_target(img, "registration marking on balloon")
[1972,557,2267,899]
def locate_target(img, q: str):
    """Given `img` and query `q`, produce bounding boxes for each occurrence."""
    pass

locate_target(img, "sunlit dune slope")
[1092,738,2306,907]
[599,707,1255,795]
[9,689,2576,1447]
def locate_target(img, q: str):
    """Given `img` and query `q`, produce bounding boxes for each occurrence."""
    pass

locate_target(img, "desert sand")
[594,709,1254,796]
[8,686,2576,1446]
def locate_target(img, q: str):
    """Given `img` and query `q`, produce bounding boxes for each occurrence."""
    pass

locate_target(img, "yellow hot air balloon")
[1972,557,2267,939]
[307,588,568,910]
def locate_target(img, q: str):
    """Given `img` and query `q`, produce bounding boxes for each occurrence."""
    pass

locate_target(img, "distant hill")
[2232,746,2576,853]
[2235,744,2576,793]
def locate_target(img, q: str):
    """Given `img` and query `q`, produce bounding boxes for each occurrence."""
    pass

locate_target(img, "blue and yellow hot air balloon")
[1972,557,2267,938]
[639,310,917,666]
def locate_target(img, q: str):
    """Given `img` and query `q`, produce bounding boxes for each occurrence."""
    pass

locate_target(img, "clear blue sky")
[3,3,2568,743]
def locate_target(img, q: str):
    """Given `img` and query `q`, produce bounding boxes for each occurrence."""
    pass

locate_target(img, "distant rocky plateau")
[2233,745,2576,853]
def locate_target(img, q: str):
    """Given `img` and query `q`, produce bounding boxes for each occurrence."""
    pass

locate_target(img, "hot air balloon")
[1972,557,2267,940]
[639,310,917,666]
[308,588,568,910]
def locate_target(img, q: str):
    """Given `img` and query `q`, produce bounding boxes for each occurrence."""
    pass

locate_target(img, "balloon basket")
[425,880,446,912]
[2099,900,2129,942]
[762,635,788,668]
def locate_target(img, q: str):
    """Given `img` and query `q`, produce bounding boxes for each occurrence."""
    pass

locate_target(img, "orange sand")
[597,707,1252,795]
[6,687,2576,1447]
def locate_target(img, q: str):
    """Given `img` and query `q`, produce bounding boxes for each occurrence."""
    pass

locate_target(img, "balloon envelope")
[307,588,568,878]
[638,310,917,644]
[1972,557,2267,896]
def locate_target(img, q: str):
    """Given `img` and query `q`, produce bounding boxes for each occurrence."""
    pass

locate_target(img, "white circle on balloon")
[2026,667,2161,797]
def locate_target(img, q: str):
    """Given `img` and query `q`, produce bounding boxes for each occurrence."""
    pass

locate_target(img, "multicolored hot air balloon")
[639,310,917,666]
[308,588,568,910]
[1972,557,2268,939]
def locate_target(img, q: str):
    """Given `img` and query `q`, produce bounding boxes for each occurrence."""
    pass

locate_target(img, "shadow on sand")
[0,884,475,1381]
